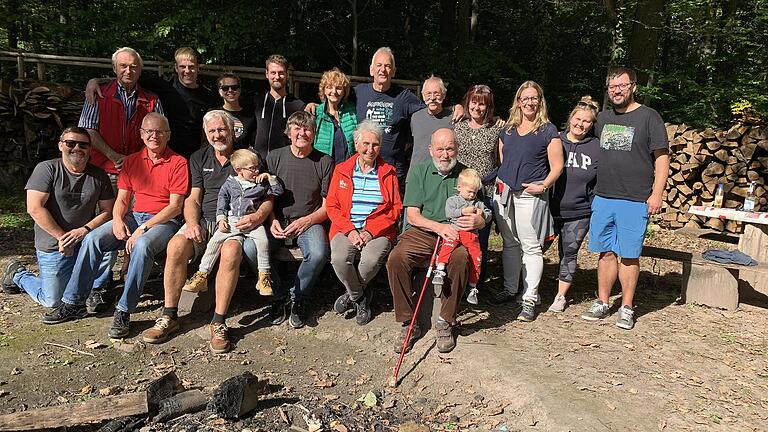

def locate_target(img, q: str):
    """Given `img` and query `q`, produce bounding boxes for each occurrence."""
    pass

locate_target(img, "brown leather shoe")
[434,320,455,353]
[142,315,179,344]
[393,323,423,354]
[209,323,231,354]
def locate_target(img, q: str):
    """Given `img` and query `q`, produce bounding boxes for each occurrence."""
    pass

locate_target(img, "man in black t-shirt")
[582,67,670,330]
[141,110,272,354]
[2,127,114,308]
[266,111,332,330]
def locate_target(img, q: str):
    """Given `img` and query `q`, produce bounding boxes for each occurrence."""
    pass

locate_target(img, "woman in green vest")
[314,68,357,164]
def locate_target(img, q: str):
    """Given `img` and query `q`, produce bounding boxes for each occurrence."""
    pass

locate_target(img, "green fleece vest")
[314,101,357,156]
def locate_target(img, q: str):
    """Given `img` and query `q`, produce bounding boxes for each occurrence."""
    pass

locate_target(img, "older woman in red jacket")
[327,120,402,325]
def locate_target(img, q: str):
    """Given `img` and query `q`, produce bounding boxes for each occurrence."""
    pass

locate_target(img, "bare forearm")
[144,204,182,228]
[87,129,117,160]
[86,210,112,230]
[652,154,670,197]
[250,198,274,225]
[408,211,443,233]
[29,208,65,240]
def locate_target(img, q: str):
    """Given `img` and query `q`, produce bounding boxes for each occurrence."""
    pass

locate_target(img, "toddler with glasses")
[184,149,283,295]
[432,168,491,304]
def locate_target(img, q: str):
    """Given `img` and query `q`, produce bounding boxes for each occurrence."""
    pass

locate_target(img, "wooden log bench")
[642,245,768,310]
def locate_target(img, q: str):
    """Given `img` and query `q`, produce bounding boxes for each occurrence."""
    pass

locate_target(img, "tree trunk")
[440,0,457,49]
[469,0,479,44]
[457,0,470,46]
[627,0,666,86]
[6,0,19,49]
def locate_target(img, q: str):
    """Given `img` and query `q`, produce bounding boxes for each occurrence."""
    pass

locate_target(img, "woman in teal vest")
[314,68,357,164]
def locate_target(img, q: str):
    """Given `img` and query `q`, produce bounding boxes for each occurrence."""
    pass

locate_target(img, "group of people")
[0,44,669,355]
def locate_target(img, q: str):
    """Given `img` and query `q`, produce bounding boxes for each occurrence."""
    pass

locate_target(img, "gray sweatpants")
[198,216,270,273]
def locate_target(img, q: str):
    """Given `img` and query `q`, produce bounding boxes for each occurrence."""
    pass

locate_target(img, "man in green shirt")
[386,128,487,354]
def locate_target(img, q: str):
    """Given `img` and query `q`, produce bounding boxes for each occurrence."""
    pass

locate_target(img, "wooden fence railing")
[0,50,421,94]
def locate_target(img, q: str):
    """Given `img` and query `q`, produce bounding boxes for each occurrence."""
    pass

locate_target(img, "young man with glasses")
[41,114,189,340]
[2,128,115,308]
[581,67,670,330]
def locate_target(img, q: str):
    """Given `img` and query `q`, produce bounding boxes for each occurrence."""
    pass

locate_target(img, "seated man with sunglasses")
[2,127,115,308]
[41,114,189,340]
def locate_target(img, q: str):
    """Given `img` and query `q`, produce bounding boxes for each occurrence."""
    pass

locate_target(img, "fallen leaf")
[56,396,68,403]
[486,405,505,416]
[345,357,356,365]
[84,340,107,349]
[324,394,340,401]
[528,415,538,426]
[330,420,349,432]
[358,391,378,407]
[10,368,21,375]
[314,379,335,388]
[99,386,121,396]
[80,385,93,394]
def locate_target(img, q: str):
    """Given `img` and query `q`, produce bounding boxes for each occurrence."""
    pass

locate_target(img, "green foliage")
[0,190,31,229]
[0,0,765,127]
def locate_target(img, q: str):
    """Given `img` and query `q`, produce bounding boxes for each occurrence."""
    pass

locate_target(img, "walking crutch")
[388,236,442,388]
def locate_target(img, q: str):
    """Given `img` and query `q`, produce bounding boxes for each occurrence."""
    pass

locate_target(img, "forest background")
[0,0,766,129]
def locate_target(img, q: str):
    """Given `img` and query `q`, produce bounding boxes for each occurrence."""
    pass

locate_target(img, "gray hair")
[353,120,383,144]
[370,47,396,69]
[202,110,235,134]
[422,75,447,95]
[111,47,143,68]
[141,112,169,129]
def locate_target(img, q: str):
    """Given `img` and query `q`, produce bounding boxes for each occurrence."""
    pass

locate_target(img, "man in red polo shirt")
[42,113,189,340]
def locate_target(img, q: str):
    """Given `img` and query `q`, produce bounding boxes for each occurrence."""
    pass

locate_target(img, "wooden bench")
[642,245,768,310]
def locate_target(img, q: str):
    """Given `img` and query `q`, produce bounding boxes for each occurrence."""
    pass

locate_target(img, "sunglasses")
[62,140,91,149]
[577,101,598,111]
[220,84,241,92]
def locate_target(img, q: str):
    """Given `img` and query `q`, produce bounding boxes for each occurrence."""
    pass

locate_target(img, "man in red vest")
[78,47,163,178]
[77,47,163,313]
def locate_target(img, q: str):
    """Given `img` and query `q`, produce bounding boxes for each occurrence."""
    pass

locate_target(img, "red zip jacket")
[91,81,159,174]
[327,154,402,242]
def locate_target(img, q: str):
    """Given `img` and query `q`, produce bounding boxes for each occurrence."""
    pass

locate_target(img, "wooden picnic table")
[680,206,768,309]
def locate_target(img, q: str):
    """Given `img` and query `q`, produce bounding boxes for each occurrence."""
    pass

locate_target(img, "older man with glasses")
[1,127,114,308]
[42,113,189,340]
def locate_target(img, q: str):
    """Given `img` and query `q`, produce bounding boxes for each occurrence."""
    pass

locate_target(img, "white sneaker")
[548,295,566,312]
[466,287,479,305]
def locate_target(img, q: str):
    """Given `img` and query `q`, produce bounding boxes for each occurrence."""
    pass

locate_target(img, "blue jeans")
[270,223,329,302]
[61,212,181,313]
[14,245,113,308]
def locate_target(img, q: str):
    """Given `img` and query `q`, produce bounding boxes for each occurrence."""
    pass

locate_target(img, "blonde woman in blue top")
[492,81,564,322]
[314,68,357,164]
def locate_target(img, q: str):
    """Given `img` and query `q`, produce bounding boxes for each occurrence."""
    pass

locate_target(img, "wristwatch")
[138,224,150,233]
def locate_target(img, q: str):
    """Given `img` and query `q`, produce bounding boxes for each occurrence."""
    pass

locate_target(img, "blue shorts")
[588,196,648,259]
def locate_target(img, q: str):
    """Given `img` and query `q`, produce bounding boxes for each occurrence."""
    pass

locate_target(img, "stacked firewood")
[662,123,768,233]
[0,79,84,187]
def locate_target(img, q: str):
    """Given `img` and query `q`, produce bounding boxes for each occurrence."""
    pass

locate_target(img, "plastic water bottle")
[743,181,757,212]
[714,184,724,208]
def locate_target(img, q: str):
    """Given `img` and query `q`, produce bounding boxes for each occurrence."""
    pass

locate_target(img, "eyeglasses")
[61,140,90,149]
[519,96,540,103]
[220,84,240,92]
[140,128,170,136]
[607,82,634,91]
[423,91,444,99]
[238,165,259,172]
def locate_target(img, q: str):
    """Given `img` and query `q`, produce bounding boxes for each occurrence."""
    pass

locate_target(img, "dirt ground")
[0,225,766,432]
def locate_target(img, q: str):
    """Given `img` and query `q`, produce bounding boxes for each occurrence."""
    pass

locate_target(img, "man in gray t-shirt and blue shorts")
[582,68,669,330]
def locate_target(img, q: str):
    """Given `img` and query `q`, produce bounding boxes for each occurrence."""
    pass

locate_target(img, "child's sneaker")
[431,268,446,286]
[466,286,479,305]
[257,271,273,296]
[182,271,208,293]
